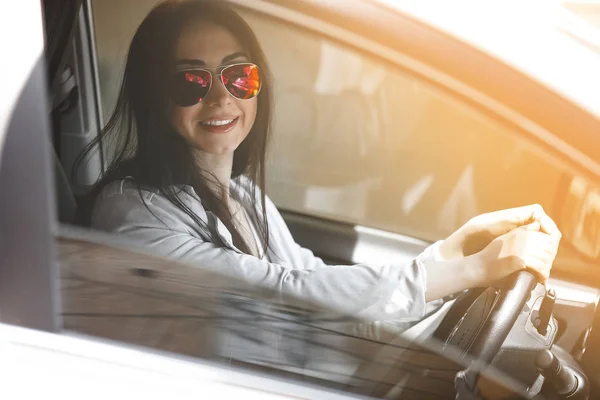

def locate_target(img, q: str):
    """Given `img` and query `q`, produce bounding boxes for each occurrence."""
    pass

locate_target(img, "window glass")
[243,11,559,239]
[240,10,596,277]
[49,0,597,395]
[60,230,532,397]
[89,1,596,282]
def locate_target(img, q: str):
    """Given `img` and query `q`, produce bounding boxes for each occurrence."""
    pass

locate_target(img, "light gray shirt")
[91,177,444,339]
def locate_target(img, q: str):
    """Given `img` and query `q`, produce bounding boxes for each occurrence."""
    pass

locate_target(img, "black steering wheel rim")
[435,271,538,366]
[347,272,539,398]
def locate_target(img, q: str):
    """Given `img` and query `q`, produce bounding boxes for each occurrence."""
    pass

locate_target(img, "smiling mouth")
[198,117,239,133]
[201,117,237,126]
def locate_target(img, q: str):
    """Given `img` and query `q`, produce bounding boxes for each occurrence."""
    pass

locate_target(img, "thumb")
[521,221,541,231]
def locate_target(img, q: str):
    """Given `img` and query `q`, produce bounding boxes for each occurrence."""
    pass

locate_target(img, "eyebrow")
[175,52,249,67]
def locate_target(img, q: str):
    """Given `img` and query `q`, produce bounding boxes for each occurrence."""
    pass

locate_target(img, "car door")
[0,0,58,331]
[50,0,600,396]
[81,0,600,353]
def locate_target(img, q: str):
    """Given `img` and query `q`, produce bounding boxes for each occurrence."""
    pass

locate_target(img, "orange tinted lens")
[221,63,261,100]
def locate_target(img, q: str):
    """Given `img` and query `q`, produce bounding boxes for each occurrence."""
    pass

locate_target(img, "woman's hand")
[424,205,561,301]
[439,204,562,261]
[472,221,560,286]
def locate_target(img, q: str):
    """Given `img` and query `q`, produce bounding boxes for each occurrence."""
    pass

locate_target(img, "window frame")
[0,0,60,332]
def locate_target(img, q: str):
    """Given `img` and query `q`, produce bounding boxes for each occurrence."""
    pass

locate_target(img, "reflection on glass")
[562,176,600,259]
[242,10,593,280]
[59,232,525,398]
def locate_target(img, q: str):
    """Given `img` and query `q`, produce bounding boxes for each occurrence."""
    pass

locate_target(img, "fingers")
[499,204,562,242]
[513,229,557,283]
[514,203,561,242]
[522,258,552,285]
[522,221,541,231]
[520,209,561,283]
[485,227,558,286]
[474,204,551,236]
[498,203,543,226]
[468,205,562,287]
[530,206,562,242]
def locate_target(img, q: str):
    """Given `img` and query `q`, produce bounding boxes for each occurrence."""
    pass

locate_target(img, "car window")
[35,0,597,397]
[244,10,555,237]
[58,227,530,398]
[3,0,599,398]
[89,0,598,284]
[238,10,597,279]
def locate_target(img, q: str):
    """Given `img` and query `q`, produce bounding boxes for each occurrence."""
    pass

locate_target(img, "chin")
[195,141,240,156]
[193,132,247,156]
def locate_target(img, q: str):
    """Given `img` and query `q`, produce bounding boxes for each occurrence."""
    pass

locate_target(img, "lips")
[199,116,240,134]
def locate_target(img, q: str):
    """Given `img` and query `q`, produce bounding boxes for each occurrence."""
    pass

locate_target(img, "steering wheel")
[433,271,538,366]
[350,271,538,398]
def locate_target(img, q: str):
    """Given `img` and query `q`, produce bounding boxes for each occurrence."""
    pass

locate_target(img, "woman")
[77,0,561,333]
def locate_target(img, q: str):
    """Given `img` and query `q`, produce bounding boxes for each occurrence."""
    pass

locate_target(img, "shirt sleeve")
[91,190,436,325]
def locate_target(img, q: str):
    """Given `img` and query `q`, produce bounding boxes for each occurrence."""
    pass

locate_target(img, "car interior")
[36,0,600,398]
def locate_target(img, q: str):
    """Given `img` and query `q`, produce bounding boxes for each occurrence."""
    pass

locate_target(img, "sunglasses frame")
[171,62,262,106]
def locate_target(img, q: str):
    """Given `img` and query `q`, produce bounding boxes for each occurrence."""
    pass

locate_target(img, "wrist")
[429,240,445,262]
[465,251,488,288]
[439,225,470,260]
[438,240,455,260]
[424,254,487,301]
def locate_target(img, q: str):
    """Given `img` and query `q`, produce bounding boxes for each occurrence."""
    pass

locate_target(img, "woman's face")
[169,21,258,156]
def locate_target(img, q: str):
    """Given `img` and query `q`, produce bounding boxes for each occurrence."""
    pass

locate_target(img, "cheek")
[169,104,199,137]
[241,99,258,131]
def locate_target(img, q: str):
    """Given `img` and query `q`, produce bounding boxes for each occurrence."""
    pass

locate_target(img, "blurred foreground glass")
[59,227,532,398]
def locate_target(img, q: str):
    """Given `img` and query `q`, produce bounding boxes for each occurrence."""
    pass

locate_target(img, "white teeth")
[201,118,235,126]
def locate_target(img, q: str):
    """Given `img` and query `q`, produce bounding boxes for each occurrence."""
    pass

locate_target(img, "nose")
[204,75,232,108]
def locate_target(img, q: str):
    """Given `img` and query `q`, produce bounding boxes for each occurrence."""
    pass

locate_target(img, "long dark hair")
[75,0,273,256]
